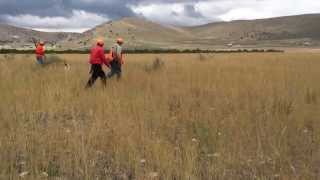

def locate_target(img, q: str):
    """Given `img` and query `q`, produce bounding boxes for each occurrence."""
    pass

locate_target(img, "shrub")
[266,49,284,53]
[144,57,165,72]
[44,54,65,66]
[23,54,31,59]
[199,53,207,61]
[3,54,15,61]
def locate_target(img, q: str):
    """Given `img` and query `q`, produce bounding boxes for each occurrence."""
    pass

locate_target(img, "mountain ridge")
[1,14,320,50]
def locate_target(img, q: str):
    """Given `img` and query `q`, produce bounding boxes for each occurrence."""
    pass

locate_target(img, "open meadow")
[0,53,319,179]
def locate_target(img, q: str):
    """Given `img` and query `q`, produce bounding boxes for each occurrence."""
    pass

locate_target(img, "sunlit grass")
[0,53,319,179]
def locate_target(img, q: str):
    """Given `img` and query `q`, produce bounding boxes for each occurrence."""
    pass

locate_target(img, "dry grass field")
[0,53,319,180]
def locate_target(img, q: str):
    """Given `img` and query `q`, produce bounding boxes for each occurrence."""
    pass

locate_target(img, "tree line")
[0,48,284,54]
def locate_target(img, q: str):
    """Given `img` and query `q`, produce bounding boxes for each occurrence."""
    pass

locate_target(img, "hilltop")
[1,14,320,50]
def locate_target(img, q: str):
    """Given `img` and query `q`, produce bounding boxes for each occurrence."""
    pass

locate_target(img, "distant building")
[0,45,12,49]
[17,44,34,50]
[23,44,34,49]
[46,45,57,50]
[303,42,311,46]
[12,35,20,39]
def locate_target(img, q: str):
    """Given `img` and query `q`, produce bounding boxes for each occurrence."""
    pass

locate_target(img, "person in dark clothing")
[107,38,124,80]
[86,39,109,88]
[107,59,122,79]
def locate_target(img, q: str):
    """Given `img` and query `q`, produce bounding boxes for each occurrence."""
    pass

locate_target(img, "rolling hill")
[66,17,194,50]
[76,14,320,49]
[0,24,78,49]
[183,14,320,47]
[1,14,320,50]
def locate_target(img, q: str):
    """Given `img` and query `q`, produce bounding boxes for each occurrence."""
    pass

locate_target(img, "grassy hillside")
[0,53,319,179]
[71,17,193,49]
[1,14,320,49]
[184,14,320,44]
[0,24,75,48]
[72,14,320,49]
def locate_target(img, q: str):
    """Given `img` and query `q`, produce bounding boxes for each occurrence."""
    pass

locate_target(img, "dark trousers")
[86,64,106,88]
[36,56,44,65]
[107,60,122,79]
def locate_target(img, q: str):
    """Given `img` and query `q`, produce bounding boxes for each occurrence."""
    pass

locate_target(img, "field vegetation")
[0,53,319,179]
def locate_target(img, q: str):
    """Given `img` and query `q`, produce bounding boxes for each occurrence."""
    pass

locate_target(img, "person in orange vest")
[35,41,45,65]
[85,39,109,88]
[107,38,124,80]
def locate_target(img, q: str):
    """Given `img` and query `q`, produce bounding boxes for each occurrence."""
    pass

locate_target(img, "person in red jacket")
[35,41,45,65]
[85,39,109,88]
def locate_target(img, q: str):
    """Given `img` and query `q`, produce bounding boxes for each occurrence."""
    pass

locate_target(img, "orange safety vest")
[35,45,45,57]
[106,46,124,64]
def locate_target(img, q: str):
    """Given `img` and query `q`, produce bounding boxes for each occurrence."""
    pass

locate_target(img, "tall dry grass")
[0,53,319,180]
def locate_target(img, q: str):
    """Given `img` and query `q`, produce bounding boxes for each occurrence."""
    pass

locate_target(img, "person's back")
[35,42,45,65]
[112,43,122,62]
[107,38,124,80]
[90,45,107,65]
[36,45,44,56]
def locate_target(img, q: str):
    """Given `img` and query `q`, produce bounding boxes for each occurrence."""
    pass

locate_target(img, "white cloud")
[1,0,320,31]
[32,28,90,33]
[209,0,320,21]
[2,10,109,32]
[131,3,211,26]
[132,0,320,26]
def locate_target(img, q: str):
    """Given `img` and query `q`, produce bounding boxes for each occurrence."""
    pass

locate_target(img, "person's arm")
[100,48,109,66]
[105,48,114,68]
[121,53,125,65]
[31,38,37,48]
[118,46,124,64]
[112,47,117,61]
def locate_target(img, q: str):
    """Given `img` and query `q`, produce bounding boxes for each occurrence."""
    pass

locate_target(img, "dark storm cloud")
[0,0,211,31]
[69,0,136,18]
[0,0,210,18]
[0,0,136,18]
[0,0,72,17]
[1,0,317,32]
[184,4,204,18]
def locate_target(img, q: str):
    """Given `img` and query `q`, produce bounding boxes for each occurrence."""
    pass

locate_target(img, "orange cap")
[117,38,124,44]
[96,38,104,46]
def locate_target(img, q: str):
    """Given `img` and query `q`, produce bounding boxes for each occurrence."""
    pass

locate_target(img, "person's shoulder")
[94,46,104,50]
[115,44,122,50]
[99,46,106,53]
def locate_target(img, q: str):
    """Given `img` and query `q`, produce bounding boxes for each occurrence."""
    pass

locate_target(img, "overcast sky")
[0,0,319,32]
